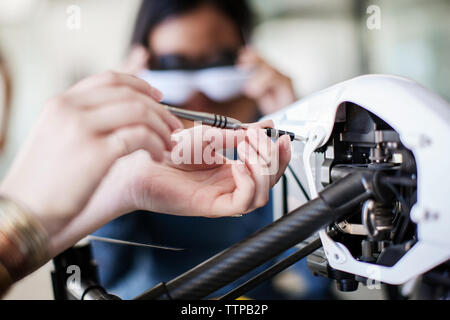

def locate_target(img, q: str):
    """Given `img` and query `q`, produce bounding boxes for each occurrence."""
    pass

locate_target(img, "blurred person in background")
[124,0,296,119]
[91,0,331,299]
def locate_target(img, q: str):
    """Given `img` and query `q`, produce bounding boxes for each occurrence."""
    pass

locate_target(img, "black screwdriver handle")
[266,128,296,141]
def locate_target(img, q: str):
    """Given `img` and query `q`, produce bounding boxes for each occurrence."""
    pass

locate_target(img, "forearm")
[0,164,130,297]
[48,172,132,257]
[0,71,182,297]
[48,153,154,256]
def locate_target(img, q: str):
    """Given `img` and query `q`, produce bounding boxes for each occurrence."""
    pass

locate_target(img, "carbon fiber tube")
[137,171,375,300]
[218,234,330,300]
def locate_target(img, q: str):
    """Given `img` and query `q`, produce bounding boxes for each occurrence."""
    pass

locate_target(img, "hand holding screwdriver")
[165,105,304,142]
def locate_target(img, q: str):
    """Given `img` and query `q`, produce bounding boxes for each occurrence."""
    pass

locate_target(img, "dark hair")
[131,0,254,48]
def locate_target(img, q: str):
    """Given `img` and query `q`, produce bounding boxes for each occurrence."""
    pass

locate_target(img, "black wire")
[287,164,310,201]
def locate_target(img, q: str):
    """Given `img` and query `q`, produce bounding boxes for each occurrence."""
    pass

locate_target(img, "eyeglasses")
[148,48,240,71]
[138,65,251,105]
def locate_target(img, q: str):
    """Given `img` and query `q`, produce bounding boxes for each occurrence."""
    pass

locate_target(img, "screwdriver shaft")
[165,105,303,141]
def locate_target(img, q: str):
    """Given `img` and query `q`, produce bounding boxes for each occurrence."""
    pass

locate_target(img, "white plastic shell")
[264,74,450,284]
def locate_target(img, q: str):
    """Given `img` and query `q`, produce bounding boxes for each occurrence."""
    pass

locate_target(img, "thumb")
[228,162,255,215]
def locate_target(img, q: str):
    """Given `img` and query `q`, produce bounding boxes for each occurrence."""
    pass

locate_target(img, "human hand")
[49,121,291,254]
[239,47,297,115]
[149,120,291,217]
[0,71,182,241]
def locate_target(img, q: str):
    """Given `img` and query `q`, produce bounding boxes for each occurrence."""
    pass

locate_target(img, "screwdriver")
[165,105,305,142]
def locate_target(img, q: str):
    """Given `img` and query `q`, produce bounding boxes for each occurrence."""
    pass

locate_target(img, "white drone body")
[265,74,450,285]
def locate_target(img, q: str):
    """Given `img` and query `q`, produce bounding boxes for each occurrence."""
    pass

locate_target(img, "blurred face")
[147,4,257,126]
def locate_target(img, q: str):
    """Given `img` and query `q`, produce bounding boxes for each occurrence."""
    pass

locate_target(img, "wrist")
[46,178,135,257]
[0,195,50,295]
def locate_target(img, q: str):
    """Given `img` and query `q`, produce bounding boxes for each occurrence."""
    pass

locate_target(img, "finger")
[153,103,184,132]
[68,87,182,131]
[272,135,291,186]
[169,127,228,170]
[237,141,271,209]
[68,71,163,102]
[246,128,274,165]
[207,127,247,151]
[85,102,174,150]
[170,123,276,163]
[202,119,275,149]
[174,126,247,152]
[229,163,256,214]
[212,163,255,217]
[107,125,166,162]
[247,119,274,129]
[248,128,283,186]
[180,121,273,154]
[67,86,157,110]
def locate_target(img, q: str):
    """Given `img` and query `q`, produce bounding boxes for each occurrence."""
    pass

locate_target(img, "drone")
[51,74,450,300]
